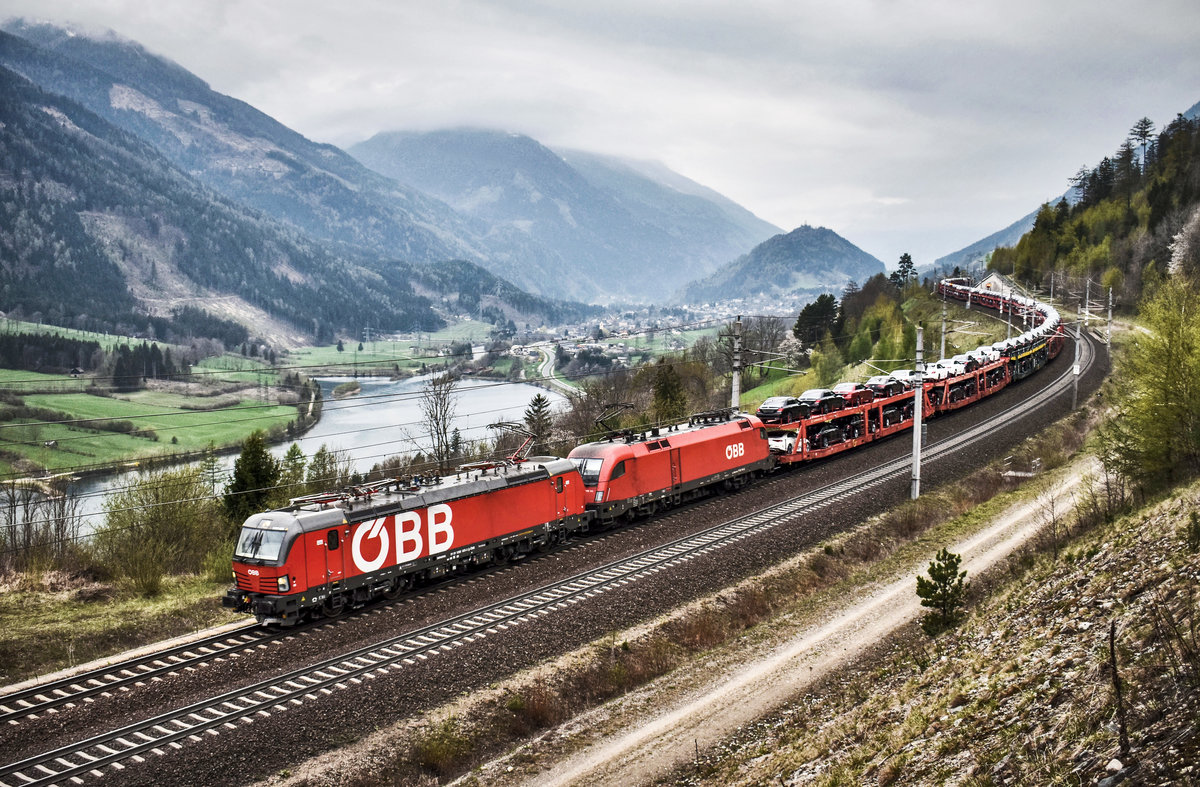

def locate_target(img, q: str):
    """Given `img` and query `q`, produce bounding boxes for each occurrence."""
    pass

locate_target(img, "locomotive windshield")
[234,524,287,562]
[570,457,603,486]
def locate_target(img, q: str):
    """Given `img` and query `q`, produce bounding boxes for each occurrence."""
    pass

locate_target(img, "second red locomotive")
[567,410,773,524]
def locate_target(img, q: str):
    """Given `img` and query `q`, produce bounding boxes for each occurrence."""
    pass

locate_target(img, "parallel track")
[0,330,1098,786]
[0,534,607,725]
[0,624,268,726]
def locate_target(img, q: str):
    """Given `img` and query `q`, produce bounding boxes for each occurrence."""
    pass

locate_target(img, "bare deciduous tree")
[1036,481,1068,561]
[0,480,81,573]
[420,373,460,473]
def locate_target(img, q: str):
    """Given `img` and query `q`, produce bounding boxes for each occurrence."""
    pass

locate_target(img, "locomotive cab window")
[234,526,287,562]
[610,460,626,480]
[555,476,564,493]
[571,457,603,485]
[327,529,340,550]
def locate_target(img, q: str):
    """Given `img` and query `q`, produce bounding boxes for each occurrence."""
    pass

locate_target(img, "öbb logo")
[725,442,745,460]
[351,504,455,573]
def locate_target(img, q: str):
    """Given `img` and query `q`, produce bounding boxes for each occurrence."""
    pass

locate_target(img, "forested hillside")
[0,23,490,270]
[0,64,443,343]
[680,225,885,304]
[991,111,1200,308]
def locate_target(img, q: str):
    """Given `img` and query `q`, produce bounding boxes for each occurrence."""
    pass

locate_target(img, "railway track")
[0,525,619,727]
[0,330,1098,786]
[0,624,271,726]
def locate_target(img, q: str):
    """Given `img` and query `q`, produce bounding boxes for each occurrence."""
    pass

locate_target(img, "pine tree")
[276,443,307,506]
[793,293,839,347]
[1129,116,1155,172]
[652,360,688,424]
[524,393,555,450]
[306,444,351,493]
[890,253,916,289]
[223,430,280,529]
[916,548,969,636]
[198,442,224,495]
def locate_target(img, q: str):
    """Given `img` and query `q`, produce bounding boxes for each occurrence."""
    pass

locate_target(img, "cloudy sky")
[4,0,1199,264]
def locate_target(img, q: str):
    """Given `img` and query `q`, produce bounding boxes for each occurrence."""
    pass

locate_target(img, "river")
[69,377,566,534]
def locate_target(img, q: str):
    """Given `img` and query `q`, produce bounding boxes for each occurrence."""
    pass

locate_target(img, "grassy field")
[595,325,721,355]
[0,575,241,684]
[0,318,162,350]
[0,368,92,395]
[282,342,418,370]
[0,386,297,475]
[426,320,495,344]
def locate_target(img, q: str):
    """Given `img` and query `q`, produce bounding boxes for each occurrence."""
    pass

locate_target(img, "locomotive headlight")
[276,576,290,592]
[595,491,605,503]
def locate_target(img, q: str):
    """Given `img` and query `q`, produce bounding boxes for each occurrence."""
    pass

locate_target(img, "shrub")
[410,717,472,777]
[1183,511,1200,552]
[916,548,969,637]
[92,466,226,596]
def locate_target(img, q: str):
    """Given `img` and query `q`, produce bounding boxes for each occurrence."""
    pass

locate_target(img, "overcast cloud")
[4,0,1198,265]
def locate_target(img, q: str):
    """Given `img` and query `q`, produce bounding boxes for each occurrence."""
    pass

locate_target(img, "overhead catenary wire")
[0,309,936,544]
[0,305,972,487]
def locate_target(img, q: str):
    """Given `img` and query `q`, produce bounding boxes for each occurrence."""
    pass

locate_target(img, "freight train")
[224,280,1065,625]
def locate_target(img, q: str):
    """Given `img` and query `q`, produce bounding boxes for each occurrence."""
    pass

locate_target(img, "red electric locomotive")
[567,410,773,524]
[223,458,587,625]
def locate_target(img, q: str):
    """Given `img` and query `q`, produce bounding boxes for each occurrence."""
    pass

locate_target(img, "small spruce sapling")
[916,548,969,636]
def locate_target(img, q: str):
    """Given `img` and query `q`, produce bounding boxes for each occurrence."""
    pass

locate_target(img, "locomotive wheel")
[323,595,347,618]
[381,577,407,600]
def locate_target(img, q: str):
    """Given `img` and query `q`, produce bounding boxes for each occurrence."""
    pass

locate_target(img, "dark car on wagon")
[755,396,809,424]
[808,423,845,449]
[865,375,905,398]
[797,388,844,414]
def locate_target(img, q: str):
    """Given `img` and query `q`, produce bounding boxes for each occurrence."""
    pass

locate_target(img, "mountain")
[679,225,886,304]
[0,62,443,345]
[551,148,780,269]
[0,20,784,312]
[0,23,494,271]
[0,22,601,338]
[348,128,780,302]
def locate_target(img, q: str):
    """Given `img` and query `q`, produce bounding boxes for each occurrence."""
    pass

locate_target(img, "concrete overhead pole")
[1107,287,1113,350]
[730,316,742,410]
[911,323,924,500]
[939,299,947,361]
[1072,320,1082,410]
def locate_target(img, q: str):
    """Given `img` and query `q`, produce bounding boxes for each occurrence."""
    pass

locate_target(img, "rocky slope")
[673,481,1200,786]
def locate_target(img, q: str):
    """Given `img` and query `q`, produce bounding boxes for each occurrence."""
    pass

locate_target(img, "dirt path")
[517,459,1098,787]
